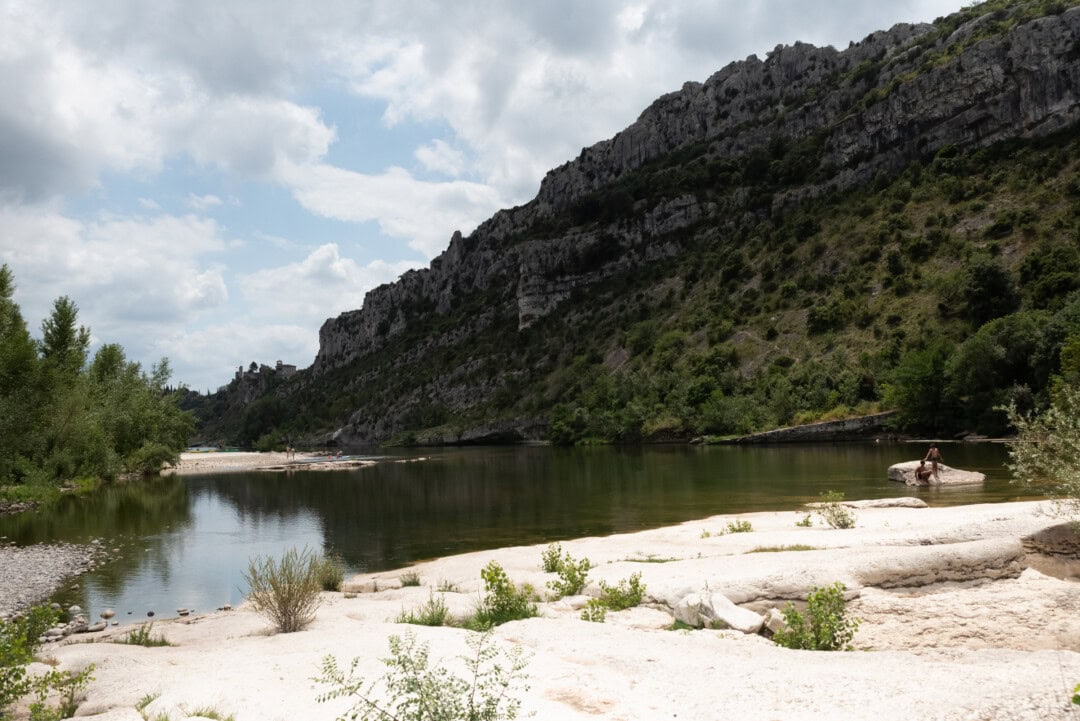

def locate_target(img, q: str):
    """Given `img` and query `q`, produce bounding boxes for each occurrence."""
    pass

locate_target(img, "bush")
[317,554,346,592]
[396,592,450,627]
[114,622,172,647]
[126,442,177,475]
[1,606,93,720]
[597,572,646,611]
[772,582,860,651]
[243,546,323,633]
[816,491,856,529]
[580,599,607,623]
[469,561,538,629]
[1,607,55,713]
[725,519,753,534]
[1006,383,1080,519]
[540,543,563,573]
[316,631,528,721]
[399,570,422,587]
[542,547,591,599]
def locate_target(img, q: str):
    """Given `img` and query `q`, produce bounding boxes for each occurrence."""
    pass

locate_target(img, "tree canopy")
[0,265,193,489]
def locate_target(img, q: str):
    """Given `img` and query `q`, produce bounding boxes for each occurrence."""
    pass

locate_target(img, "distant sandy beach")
[165,450,377,475]
[16,499,1080,721]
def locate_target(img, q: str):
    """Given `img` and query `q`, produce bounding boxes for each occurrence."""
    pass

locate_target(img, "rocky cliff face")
[306,4,1080,444]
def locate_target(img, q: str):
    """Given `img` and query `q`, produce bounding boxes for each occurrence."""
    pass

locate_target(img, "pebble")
[0,542,100,617]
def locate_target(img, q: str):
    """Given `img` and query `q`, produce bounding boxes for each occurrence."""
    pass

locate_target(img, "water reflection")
[0,443,1029,623]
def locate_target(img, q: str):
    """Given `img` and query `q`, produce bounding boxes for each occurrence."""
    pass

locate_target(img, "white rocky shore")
[13,500,1080,721]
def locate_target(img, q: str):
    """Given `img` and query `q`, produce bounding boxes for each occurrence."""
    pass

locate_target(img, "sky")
[0,0,965,393]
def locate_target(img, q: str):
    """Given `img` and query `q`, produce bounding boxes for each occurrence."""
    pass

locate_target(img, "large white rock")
[888,460,986,486]
[672,592,764,633]
[707,593,765,634]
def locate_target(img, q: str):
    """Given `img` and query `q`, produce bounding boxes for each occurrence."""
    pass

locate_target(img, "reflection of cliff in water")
[192,447,809,572]
[201,444,1019,573]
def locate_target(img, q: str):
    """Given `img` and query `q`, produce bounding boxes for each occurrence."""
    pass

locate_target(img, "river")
[0,442,1029,624]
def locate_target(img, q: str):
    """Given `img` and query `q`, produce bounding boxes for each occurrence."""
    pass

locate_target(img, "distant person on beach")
[915,460,933,485]
[924,444,943,480]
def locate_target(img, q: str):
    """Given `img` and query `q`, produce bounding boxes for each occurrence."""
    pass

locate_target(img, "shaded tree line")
[0,265,193,489]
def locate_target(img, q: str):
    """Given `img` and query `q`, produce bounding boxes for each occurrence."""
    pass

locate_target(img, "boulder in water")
[888,461,986,486]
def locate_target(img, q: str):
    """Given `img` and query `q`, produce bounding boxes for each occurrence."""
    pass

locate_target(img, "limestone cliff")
[250,3,1080,445]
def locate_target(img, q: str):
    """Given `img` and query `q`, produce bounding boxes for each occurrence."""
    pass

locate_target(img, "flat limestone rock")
[845,497,928,508]
[888,460,986,486]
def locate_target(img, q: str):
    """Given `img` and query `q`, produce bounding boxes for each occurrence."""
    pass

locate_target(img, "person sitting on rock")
[915,460,933,485]
[924,444,943,480]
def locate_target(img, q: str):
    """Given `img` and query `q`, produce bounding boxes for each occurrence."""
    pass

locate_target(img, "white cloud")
[187,193,223,211]
[0,204,230,378]
[238,243,417,325]
[283,164,506,258]
[179,96,336,179]
[415,140,466,177]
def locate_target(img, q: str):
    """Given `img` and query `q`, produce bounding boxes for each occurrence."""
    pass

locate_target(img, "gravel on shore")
[0,541,99,617]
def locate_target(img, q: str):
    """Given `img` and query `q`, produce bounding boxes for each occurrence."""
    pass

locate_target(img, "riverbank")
[164,450,379,475]
[0,541,100,617]
[17,499,1080,721]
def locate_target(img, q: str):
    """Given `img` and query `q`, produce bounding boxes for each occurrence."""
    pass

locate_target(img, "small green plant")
[540,543,563,572]
[580,599,607,623]
[243,546,323,633]
[622,555,678,563]
[2,606,60,714]
[468,561,538,630]
[597,572,646,611]
[399,570,422,587]
[114,622,173,647]
[699,529,712,538]
[396,592,451,627]
[135,693,160,712]
[725,519,754,534]
[1073,682,1079,706]
[816,491,856,529]
[545,551,591,598]
[187,706,236,721]
[27,664,94,721]
[747,545,818,553]
[437,579,461,593]
[795,513,814,527]
[772,582,860,651]
[317,554,346,592]
[316,631,529,721]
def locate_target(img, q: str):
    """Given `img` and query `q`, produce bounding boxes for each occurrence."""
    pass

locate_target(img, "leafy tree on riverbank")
[0,266,192,494]
[1006,382,1080,519]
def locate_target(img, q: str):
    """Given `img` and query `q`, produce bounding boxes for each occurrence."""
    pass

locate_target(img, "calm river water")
[0,443,1029,623]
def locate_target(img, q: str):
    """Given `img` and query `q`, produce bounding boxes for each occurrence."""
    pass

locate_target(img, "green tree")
[39,296,90,378]
[882,339,954,432]
[963,256,1018,325]
[0,266,45,482]
[1005,383,1080,519]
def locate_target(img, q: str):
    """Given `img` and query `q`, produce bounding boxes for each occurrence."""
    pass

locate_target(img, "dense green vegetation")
[0,265,192,503]
[196,0,1080,447]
